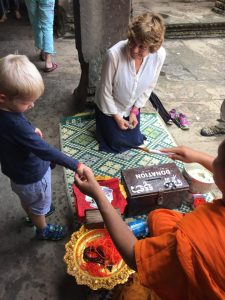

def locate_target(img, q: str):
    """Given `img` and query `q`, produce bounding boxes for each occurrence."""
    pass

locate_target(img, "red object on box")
[73,177,127,223]
[193,197,206,208]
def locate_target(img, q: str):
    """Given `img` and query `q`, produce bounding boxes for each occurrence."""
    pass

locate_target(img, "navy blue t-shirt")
[0,110,79,184]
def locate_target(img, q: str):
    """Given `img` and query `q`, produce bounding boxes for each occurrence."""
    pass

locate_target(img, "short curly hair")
[127,12,165,53]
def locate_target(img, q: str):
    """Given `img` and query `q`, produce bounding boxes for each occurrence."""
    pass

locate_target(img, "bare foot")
[0,14,7,23]
[15,10,21,20]
[45,53,55,69]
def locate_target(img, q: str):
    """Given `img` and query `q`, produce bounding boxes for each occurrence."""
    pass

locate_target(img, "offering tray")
[64,226,134,290]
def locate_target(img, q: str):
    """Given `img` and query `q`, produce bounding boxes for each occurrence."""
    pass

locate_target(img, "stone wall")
[73,0,131,111]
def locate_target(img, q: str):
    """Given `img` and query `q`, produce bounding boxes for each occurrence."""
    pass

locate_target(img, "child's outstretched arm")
[74,169,138,271]
[160,145,214,172]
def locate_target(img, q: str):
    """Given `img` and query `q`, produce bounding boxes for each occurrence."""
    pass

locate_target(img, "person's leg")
[25,202,64,241]
[4,0,9,11]
[25,0,43,51]
[10,0,19,10]
[217,99,225,129]
[10,0,21,19]
[11,168,66,240]
[22,202,47,229]
[0,0,7,22]
[39,0,56,70]
[201,99,225,136]
[148,209,184,237]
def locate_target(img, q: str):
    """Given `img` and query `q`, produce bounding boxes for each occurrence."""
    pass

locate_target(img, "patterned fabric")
[60,112,185,200]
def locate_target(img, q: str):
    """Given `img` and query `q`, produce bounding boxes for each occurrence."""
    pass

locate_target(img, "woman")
[95,12,166,153]
[25,0,57,72]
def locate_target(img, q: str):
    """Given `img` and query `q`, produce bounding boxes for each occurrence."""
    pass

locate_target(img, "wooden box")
[121,163,190,216]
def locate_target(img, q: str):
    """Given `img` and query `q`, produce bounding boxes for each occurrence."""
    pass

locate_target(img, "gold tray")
[64,226,134,290]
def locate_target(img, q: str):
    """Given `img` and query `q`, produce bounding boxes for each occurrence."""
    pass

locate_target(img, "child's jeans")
[25,0,55,54]
[11,167,52,216]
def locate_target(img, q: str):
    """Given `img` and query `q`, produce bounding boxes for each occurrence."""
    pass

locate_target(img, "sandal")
[0,13,7,23]
[168,108,183,128]
[44,62,58,73]
[178,113,190,130]
[200,125,225,136]
[169,108,178,120]
[36,223,66,241]
[166,119,173,125]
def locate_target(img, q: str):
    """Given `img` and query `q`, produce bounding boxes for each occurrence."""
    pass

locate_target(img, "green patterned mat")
[59,112,190,205]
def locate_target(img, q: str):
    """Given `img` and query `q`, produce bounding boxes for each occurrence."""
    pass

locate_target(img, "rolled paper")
[139,147,174,156]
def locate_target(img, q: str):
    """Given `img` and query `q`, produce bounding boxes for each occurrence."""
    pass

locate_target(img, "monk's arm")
[74,170,138,271]
[161,145,214,172]
[91,188,138,270]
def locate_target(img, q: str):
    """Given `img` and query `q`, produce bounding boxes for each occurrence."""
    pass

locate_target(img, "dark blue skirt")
[95,106,146,153]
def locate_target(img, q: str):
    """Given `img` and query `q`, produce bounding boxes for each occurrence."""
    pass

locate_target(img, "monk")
[74,143,225,300]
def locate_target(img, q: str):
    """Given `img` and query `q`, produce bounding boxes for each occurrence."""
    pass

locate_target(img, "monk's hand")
[35,127,43,138]
[160,145,200,163]
[74,168,102,199]
[76,163,92,178]
[113,114,129,130]
[129,113,138,129]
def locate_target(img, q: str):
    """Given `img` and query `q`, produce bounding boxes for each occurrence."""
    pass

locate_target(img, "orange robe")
[135,200,225,300]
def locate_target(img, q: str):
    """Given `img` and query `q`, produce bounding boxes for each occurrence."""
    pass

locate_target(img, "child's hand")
[74,168,102,199]
[35,127,43,138]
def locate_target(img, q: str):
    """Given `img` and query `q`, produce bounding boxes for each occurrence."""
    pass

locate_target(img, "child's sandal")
[36,223,66,241]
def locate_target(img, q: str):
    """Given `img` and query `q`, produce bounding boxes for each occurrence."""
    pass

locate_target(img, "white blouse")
[95,40,166,117]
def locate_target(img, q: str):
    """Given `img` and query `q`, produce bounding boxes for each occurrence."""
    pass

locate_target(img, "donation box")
[121,163,190,216]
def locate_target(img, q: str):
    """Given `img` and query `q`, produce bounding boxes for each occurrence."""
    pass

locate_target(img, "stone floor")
[0,2,225,299]
[132,0,225,24]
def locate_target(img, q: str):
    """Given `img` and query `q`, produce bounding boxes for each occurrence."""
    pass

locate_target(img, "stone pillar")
[73,0,131,112]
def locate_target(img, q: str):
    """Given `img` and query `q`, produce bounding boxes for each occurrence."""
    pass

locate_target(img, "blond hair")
[127,12,165,53]
[0,54,44,100]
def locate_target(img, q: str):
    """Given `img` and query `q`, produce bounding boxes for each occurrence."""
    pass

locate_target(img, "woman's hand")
[113,114,129,130]
[129,112,138,129]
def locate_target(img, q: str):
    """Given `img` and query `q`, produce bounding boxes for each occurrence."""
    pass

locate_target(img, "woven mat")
[59,111,197,212]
